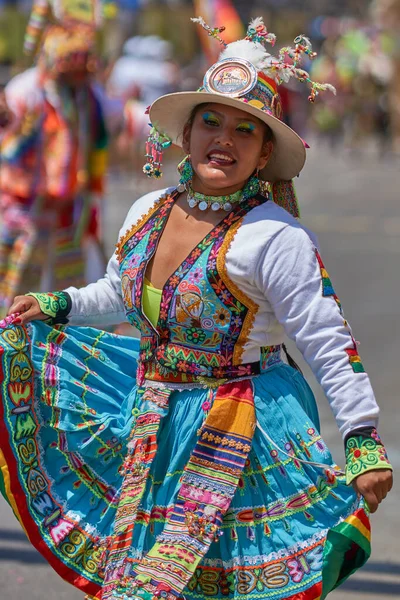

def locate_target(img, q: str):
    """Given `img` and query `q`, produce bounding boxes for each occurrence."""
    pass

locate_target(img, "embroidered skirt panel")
[0,322,370,600]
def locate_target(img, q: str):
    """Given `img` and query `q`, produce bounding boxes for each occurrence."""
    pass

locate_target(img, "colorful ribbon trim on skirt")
[101,380,256,600]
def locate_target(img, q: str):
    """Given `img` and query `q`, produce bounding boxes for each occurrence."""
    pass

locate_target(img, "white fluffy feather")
[219,40,268,71]
[248,17,264,31]
[219,40,279,80]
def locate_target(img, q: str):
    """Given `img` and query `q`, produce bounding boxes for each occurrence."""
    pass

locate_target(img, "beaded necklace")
[178,175,261,212]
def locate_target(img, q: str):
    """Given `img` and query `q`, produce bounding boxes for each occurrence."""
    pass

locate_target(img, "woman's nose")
[215,128,234,146]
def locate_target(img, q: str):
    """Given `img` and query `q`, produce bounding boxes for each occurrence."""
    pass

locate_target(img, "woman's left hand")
[352,469,393,513]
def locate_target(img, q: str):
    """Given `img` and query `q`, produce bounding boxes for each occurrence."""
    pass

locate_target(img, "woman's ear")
[182,123,191,155]
[257,141,274,171]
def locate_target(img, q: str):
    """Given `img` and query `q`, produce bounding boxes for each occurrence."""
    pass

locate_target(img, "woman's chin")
[194,171,243,193]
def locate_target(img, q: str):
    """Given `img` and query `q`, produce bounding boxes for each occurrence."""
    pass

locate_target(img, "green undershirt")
[142,279,162,328]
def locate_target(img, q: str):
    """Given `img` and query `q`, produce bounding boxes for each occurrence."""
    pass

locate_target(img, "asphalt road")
[0,142,399,599]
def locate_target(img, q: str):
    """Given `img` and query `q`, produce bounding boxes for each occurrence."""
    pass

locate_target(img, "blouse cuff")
[26,291,72,325]
[345,427,393,485]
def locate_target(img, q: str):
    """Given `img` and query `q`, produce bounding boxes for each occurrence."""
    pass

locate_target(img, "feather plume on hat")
[148,16,337,216]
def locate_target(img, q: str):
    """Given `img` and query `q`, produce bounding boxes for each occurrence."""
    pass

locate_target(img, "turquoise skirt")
[0,322,370,600]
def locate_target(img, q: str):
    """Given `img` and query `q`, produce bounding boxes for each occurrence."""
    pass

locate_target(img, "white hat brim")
[150,91,306,182]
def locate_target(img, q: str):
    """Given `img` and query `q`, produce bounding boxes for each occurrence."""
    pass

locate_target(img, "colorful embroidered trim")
[315,250,368,374]
[104,380,256,600]
[26,291,72,325]
[315,250,342,313]
[117,191,271,385]
[270,180,300,219]
[101,388,171,600]
[345,429,392,485]
[345,337,365,374]
[216,218,259,365]
[0,324,102,596]
[322,507,371,596]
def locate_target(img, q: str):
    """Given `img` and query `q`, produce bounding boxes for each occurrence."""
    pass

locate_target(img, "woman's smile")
[207,149,236,167]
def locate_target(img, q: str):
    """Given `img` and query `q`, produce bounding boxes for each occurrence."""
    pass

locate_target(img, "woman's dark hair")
[184,102,274,143]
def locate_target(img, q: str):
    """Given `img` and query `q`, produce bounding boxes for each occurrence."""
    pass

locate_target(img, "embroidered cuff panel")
[26,292,72,325]
[345,427,393,485]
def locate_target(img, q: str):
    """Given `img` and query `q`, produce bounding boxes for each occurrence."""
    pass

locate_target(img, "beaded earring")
[143,125,172,179]
[255,169,270,197]
[242,174,260,199]
[177,155,193,192]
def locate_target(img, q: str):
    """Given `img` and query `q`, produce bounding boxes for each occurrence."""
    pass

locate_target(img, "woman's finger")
[8,299,29,316]
[374,486,385,503]
[363,490,379,513]
[17,307,47,325]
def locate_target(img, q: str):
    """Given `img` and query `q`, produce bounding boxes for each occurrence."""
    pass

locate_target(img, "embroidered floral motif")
[345,429,392,485]
[117,191,278,384]
[26,291,71,325]
[185,327,207,345]
[212,307,231,327]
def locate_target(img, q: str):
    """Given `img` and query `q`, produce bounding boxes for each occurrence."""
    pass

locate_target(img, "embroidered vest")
[117,190,282,385]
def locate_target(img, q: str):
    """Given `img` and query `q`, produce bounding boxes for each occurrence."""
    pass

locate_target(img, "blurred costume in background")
[0,0,109,315]
[372,0,400,154]
[309,20,394,152]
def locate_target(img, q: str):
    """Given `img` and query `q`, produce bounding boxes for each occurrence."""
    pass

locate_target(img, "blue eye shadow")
[237,122,256,132]
[202,112,219,123]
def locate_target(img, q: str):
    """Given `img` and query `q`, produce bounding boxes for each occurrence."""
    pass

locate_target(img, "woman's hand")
[352,469,393,513]
[7,295,49,325]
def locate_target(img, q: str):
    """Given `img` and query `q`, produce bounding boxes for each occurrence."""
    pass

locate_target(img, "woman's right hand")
[8,295,49,325]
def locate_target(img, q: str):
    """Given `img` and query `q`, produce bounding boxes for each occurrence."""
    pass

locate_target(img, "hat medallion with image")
[145,16,336,185]
[204,57,258,97]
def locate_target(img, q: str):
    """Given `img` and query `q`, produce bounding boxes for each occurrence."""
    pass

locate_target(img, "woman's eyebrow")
[203,109,258,124]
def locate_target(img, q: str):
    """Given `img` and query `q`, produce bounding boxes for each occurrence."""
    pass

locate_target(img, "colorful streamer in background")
[193,0,244,63]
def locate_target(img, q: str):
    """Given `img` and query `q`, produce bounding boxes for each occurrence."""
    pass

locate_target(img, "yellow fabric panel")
[142,279,162,328]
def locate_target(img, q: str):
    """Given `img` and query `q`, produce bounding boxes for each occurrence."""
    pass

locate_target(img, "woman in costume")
[0,0,109,315]
[0,17,393,600]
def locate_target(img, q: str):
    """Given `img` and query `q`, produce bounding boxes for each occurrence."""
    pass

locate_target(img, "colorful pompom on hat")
[148,16,336,185]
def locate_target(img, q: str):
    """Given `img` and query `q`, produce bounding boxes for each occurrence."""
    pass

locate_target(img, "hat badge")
[203,57,258,98]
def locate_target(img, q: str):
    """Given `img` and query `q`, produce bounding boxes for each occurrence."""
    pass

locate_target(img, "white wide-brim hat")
[150,87,306,183]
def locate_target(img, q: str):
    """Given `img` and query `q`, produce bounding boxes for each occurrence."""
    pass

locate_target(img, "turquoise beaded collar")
[178,176,261,212]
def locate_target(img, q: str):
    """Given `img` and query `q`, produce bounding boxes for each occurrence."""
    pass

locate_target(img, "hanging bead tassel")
[143,124,172,179]
[270,179,300,219]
